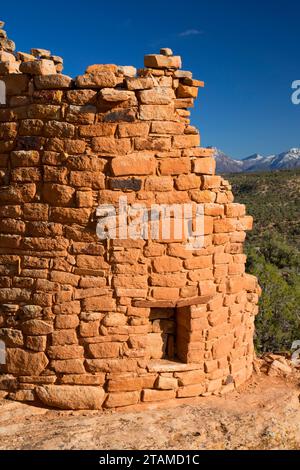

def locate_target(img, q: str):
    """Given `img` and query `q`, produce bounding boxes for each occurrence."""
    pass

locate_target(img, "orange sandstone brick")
[79,123,116,137]
[201,175,221,189]
[173,134,200,149]
[204,203,224,216]
[177,84,199,99]
[159,158,190,175]
[212,335,235,360]
[104,391,140,408]
[177,383,205,398]
[107,377,146,392]
[92,137,131,154]
[153,256,182,273]
[142,389,176,402]
[151,121,185,134]
[152,287,180,300]
[227,276,246,294]
[225,203,246,217]
[117,122,150,137]
[214,219,236,233]
[175,174,201,190]
[198,280,216,297]
[184,255,213,270]
[145,176,173,191]
[111,154,156,176]
[139,104,176,121]
[193,157,216,175]
[189,190,216,203]
[87,342,120,359]
[175,370,205,386]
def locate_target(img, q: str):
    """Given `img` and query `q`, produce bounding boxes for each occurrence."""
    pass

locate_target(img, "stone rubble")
[0,21,63,75]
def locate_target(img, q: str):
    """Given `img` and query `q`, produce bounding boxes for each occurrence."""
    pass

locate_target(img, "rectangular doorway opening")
[148,308,176,360]
[147,307,187,362]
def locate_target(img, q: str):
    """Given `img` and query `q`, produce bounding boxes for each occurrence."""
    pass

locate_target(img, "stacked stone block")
[0,21,63,75]
[0,27,260,410]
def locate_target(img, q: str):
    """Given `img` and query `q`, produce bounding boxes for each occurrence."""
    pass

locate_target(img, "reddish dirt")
[0,373,299,450]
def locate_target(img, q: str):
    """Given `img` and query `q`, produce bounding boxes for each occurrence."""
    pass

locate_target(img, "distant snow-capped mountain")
[212,148,244,173]
[210,147,300,173]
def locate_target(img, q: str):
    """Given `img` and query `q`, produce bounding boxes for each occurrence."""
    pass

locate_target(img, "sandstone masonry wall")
[0,24,261,410]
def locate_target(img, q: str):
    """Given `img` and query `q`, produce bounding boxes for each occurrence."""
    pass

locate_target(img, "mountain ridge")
[211,147,300,173]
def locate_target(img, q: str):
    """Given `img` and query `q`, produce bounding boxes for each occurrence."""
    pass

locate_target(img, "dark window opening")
[147,308,179,361]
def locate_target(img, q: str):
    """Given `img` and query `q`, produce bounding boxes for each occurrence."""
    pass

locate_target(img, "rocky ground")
[0,364,300,450]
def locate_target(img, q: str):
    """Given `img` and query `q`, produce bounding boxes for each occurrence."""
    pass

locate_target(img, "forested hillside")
[229,170,300,353]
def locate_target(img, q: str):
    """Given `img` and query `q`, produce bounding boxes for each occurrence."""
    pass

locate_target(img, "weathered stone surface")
[111,154,156,176]
[160,47,173,56]
[79,123,116,137]
[47,345,84,360]
[42,183,75,206]
[34,74,73,89]
[0,328,23,347]
[145,176,173,191]
[6,349,48,375]
[31,48,51,58]
[85,64,118,74]
[109,177,142,191]
[175,174,201,190]
[117,122,149,138]
[20,59,57,75]
[151,121,185,134]
[156,376,178,390]
[87,342,120,359]
[0,37,15,51]
[21,320,53,336]
[36,385,105,410]
[138,87,175,105]
[51,359,85,374]
[104,391,140,408]
[25,335,47,352]
[175,370,206,386]
[76,72,116,88]
[193,157,216,175]
[142,389,176,402]
[177,383,205,398]
[10,151,40,168]
[139,104,176,121]
[177,84,198,99]
[117,65,137,77]
[92,137,131,155]
[126,77,154,90]
[144,55,182,69]
[99,88,135,102]
[173,134,200,148]
[0,374,18,391]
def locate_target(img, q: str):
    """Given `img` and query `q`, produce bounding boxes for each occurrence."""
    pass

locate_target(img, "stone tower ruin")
[0,22,260,410]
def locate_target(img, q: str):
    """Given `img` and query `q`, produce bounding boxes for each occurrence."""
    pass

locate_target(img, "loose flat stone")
[31,48,51,58]
[117,65,137,77]
[160,47,173,56]
[144,54,182,69]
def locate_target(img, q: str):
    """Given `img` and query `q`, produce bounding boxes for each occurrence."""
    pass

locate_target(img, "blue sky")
[1,0,300,158]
